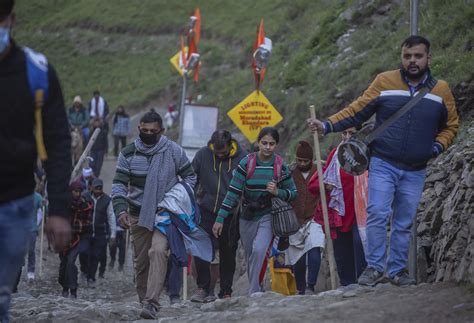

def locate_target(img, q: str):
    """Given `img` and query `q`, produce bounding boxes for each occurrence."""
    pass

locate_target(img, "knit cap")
[296,140,313,160]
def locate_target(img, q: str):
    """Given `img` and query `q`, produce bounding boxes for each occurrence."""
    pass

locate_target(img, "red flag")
[253,18,266,91]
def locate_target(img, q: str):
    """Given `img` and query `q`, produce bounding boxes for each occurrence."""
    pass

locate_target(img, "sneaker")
[62,289,69,297]
[190,288,208,303]
[108,260,115,269]
[118,264,124,272]
[358,267,385,286]
[204,292,217,303]
[27,272,35,280]
[70,289,77,298]
[140,303,159,320]
[98,273,105,279]
[169,296,181,305]
[390,271,416,286]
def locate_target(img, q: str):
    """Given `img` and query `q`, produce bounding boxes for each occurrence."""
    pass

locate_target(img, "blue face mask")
[0,27,11,54]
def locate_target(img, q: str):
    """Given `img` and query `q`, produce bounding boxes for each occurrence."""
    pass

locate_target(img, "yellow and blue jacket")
[323,69,458,170]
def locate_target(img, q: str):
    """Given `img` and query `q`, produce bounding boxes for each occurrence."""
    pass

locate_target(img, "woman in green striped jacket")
[212,127,297,294]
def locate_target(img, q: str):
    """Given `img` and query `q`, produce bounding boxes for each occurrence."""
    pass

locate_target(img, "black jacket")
[192,139,246,215]
[0,41,71,216]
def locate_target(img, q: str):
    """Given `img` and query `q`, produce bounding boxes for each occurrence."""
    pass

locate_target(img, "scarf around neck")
[136,135,180,230]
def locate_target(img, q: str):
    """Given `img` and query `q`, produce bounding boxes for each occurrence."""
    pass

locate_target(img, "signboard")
[169,47,188,76]
[181,104,219,157]
[227,90,283,143]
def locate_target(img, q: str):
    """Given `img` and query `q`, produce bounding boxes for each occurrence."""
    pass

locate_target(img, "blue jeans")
[366,157,426,277]
[0,195,34,323]
[82,127,90,143]
[293,247,321,293]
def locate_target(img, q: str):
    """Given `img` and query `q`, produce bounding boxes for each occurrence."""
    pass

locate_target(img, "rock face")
[417,123,474,283]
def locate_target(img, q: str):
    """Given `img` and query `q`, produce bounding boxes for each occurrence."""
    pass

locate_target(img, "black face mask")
[139,132,159,146]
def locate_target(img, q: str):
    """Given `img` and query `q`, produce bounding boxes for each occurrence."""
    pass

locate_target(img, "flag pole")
[309,105,338,290]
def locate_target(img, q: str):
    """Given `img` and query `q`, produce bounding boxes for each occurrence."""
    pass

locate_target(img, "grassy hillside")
[14,0,474,156]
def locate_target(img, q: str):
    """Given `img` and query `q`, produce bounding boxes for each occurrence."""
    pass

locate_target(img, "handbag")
[271,197,300,237]
[337,82,436,175]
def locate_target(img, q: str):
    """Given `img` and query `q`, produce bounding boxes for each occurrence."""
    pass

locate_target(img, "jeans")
[294,247,321,293]
[333,226,367,286]
[82,127,90,143]
[0,194,34,323]
[366,157,426,277]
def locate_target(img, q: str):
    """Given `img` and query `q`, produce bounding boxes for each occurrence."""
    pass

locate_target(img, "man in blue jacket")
[308,35,458,286]
[0,0,72,321]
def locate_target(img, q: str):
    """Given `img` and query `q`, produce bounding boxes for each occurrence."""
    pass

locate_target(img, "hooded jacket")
[192,139,246,215]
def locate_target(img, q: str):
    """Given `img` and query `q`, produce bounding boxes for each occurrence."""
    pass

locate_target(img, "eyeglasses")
[93,186,103,190]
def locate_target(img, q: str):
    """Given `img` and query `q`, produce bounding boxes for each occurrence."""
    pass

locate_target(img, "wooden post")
[70,127,101,183]
[309,105,338,290]
[38,204,46,278]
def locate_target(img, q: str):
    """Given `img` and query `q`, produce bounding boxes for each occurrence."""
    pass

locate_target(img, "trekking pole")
[183,266,188,300]
[70,127,101,183]
[309,105,338,290]
[39,204,46,278]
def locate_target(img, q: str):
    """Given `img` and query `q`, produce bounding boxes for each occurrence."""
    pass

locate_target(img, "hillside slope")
[14,0,474,154]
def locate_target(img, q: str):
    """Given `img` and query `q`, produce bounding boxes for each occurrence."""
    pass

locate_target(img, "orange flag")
[194,8,201,45]
[253,18,266,91]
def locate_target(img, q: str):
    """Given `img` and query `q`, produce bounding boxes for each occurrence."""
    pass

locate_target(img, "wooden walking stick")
[39,204,46,278]
[309,105,338,290]
[183,266,188,300]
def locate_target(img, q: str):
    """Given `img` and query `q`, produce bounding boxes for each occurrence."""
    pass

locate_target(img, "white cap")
[82,167,93,178]
[73,96,82,104]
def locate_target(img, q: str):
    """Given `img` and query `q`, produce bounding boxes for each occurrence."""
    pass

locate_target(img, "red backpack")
[246,152,283,181]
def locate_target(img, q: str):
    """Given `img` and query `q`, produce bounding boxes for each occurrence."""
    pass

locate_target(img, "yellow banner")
[169,47,188,76]
[227,90,283,143]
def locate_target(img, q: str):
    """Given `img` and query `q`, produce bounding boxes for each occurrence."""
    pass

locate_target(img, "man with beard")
[287,141,324,295]
[82,178,116,286]
[112,111,196,319]
[307,35,458,286]
[190,130,245,302]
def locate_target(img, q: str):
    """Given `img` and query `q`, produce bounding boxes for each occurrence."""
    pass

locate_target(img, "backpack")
[245,152,300,237]
[246,152,283,181]
[24,47,49,161]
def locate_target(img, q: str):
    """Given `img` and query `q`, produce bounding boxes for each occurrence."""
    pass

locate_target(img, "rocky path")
[9,130,474,322]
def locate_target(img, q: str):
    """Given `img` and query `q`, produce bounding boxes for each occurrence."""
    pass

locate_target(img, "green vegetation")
[14,0,474,156]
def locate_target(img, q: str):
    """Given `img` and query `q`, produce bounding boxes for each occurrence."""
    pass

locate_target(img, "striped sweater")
[216,154,297,223]
[111,141,196,218]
